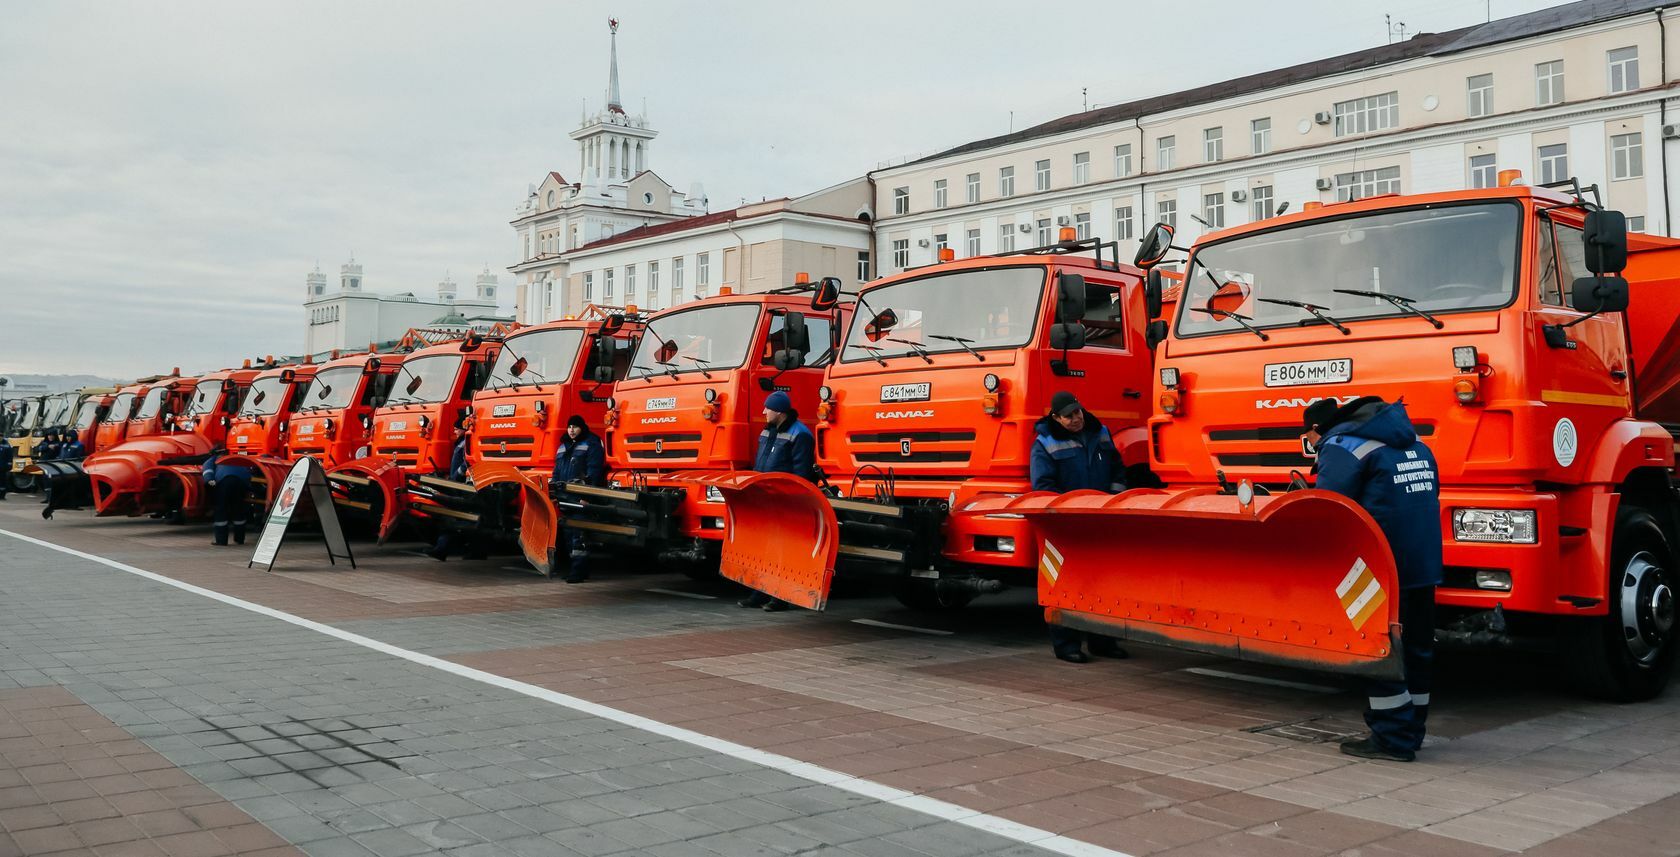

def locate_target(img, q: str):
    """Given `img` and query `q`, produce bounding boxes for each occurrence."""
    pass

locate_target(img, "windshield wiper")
[631,364,659,382]
[856,344,887,366]
[1189,307,1270,341]
[1333,289,1444,329]
[928,334,986,362]
[888,337,933,364]
[1258,298,1351,335]
[682,356,714,378]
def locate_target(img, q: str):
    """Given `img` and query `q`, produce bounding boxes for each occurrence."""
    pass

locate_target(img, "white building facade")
[303,260,511,356]
[870,0,1679,274]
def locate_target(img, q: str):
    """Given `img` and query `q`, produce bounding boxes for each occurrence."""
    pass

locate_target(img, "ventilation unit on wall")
[1315,177,1336,191]
[1230,189,1248,202]
[1056,216,1071,226]
[1018,223,1033,233]
[916,238,931,247]
[1664,123,1680,140]
[1313,111,1333,125]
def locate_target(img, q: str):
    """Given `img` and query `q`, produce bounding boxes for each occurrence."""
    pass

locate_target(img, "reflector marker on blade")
[1039,539,1064,586]
[1336,557,1387,630]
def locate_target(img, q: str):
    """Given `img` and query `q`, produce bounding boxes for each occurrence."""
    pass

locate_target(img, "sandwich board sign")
[248,457,355,571]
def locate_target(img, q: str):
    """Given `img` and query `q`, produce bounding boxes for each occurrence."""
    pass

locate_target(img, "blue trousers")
[211,476,250,545]
[1362,586,1436,753]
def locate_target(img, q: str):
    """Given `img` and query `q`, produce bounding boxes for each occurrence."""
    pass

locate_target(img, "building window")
[1074,212,1091,240]
[1251,118,1271,155]
[1332,91,1398,137]
[891,239,909,269]
[965,172,980,203]
[892,187,909,215]
[672,257,685,303]
[1157,136,1175,171]
[1467,73,1493,117]
[933,232,949,255]
[965,228,981,256]
[1114,206,1134,240]
[647,261,660,309]
[603,268,615,300]
[1036,218,1052,246]
[625,264,636,303]
[999,166,1015,197]
[857,251,871,281]
[1157,199,1177,229]
[696,252,710,295]
[1251,185,1274,220]
[1203,127,1223,162]
[1629,216,1646,232]
[1114,144,1133,177]
[1538,144,1569,184]
[934,179,948,209]
[1203,193,1224,228]
[1535,60,1564,106]
[1072,152,1090,184]
[1035,159,1051,191]
[1611,132,1644,179]
[998,224,1015,253]
[1335,165,1402,201]
[583,272,594,302]
[1608,46,1639,94]
[1468,153,1497,189]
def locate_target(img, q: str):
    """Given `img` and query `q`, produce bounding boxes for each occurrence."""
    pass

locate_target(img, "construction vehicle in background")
[327,329,501,542]
[715,235,1154,610]
[977,179,1680,700]
[6,395,47,492]
[551,283,846,573]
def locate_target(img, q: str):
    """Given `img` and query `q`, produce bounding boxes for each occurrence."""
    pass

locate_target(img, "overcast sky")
[2,0,1568,377]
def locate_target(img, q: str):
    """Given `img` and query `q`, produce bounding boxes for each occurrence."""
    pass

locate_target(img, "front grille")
[1209,424,1434,441]
[855,451,971,464]
[379,446,421,456]
[847,430,977,444]
[627,447,700,460]
[483,435,536,445]
[1215,452,1315,468]
[480,449,532,459]
[625,432,702,444]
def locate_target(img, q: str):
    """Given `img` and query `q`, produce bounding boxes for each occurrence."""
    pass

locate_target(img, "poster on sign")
[248,457,356,571]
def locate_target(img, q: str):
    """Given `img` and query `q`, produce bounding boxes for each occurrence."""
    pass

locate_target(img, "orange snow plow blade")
[709,472,839,610]
[138,463,207,518]
[473,461,560,576]
[327,458,407,543]
[83,435,210,517]
[970,488,1405,680]
[217,454,296,508]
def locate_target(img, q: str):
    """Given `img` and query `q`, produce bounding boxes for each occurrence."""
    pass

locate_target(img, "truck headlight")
[705,486,724,503]
[1452,508,1537,544]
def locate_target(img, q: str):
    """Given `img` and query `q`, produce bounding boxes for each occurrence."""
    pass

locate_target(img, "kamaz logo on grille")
[641,416,678,424]
[875,409,934,419]
[1255,394,1362,410]
[900,439,913,456]
[499,441,508,453]
[654,439,664,453]
[488,422,517,429]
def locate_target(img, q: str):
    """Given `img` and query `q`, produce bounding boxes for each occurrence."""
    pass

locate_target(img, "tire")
[893,577,978,611]
[8,470,37,493]
[1565,506,1677,702]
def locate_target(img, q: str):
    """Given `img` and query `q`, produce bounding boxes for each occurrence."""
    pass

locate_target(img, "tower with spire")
[569,18,658,189]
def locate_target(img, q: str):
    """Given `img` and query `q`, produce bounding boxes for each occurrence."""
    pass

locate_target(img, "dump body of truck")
[985,184,1680,698]
[553,288,843,568]
[328,335,499,542]
[716,240,1152,610]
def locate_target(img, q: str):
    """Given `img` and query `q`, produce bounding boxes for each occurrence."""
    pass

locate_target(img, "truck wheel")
[893,577,977,611]
[8,471,37,493]
[1567,507,1676,701]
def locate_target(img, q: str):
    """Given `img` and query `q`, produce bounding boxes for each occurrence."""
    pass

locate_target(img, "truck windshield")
[10,400,41,436]
[1178,202,1521,337]
[184,380,226,417]
[102,394,135,424]
[239,377,287,416]
[74,401,101,430]
[133,387,169,420]
[629,304,761,378]
[841,267,1045,363]
[386,355,463,405]
[487,328,585,389]
[38,396,72,430]
[303,367,361,410]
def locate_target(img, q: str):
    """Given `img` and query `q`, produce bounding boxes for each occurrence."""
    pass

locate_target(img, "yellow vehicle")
[7,394,48,492]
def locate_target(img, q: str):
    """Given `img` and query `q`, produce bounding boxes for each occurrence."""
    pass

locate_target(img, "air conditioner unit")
[1313,111,1333,125]
[1056,215,1071,226]
[1315,177,1336,191]
[917,238,931,248]
[1230,189,1248,202]
[1018,223,1032,233]
[1664,123,1680,140]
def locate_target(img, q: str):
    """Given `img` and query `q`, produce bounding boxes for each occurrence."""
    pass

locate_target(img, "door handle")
[1122,388,1142,399]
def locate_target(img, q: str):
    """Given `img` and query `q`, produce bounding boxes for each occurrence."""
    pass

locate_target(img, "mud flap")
[969,488,1406,680]
[707,472,839,610]
[472,461,558,577]
[327,458,407,543]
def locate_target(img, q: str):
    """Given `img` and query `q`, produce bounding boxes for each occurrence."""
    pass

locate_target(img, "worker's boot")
[232,520,248,546]
[211,522,229,547]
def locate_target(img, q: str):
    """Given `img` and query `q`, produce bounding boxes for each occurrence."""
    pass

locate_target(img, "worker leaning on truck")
[549,414,607,584]
[1031,391,1129,664]
[738,390,817,613]
[201,449,254,547]
[1304,395,1443,763]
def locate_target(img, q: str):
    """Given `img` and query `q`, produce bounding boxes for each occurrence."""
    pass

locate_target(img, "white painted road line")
[0,528,1135,857]
[645,588,717,600]
[1182,666,1341,694]
[852,618,954,636]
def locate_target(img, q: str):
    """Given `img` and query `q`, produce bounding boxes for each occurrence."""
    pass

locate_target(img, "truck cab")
[66,388,118,455]
[285,352,402,468]
[7,395,48,492]
[227,363,318,460]
[131,365,262,518]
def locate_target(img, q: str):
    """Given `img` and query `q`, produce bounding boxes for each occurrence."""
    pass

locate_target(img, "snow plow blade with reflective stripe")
[968,487,1406,680]
[710,471,839,610]
[472,461,560,577]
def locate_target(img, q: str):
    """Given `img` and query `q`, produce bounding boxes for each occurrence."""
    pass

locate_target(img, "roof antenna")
[1385,14,1410,44]
[1009,110,1014,133]
[1082,87,1088,112]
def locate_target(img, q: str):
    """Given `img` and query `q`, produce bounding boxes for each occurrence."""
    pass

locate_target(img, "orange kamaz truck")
[43,371,204,517]
[284,351,404,469]
[216,360,319,505]
[718,236,1152,610]
[980,180,1680,700]
[551,284,844,571]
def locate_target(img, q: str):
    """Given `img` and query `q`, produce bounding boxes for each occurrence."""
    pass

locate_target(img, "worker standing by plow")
[202,449,253,547]
[549,415,607,583]
[1305,395,1442,762]
[737,390,817,612]
[1031,391,1129,664]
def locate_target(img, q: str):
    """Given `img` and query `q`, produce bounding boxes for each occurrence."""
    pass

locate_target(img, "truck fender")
[1585,420,1674,487]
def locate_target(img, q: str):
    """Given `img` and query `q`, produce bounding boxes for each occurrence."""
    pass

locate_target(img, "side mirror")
[459,332,484,352]
[1583,210,1629,275]
[1055,272,1086,324]
[1145,320,1169,350]
[279,369,296,384]
[864,308,898,341]
[364,357,381,374]
[1144,270,1164,320]
[812,276,842,312]
[592,366,615,383]
[782,312,810,354]
[1049,323,1087,350]
[405,375,424,395]
[221,378,238,393]
[603,313,626,333]
[1134,222,1175,268]
[1207,280,1249,316]
[771,349,804,371]
[509,356,528,378]
[1571,274,1630,314]
[654,338,677,364]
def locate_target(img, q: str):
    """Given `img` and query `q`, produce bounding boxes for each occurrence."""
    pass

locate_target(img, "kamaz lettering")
[875,409,935,420]
[1255,394,1362,410]
[641,416,679,424]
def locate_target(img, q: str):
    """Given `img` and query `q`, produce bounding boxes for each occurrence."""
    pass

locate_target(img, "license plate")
[298,424,315,434]
[389,421,407,430]
[880,383,931,403]
[491,404,516,417]
[1264,359,1352,387]
[235,436,248,445]
[646,397,677,411]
